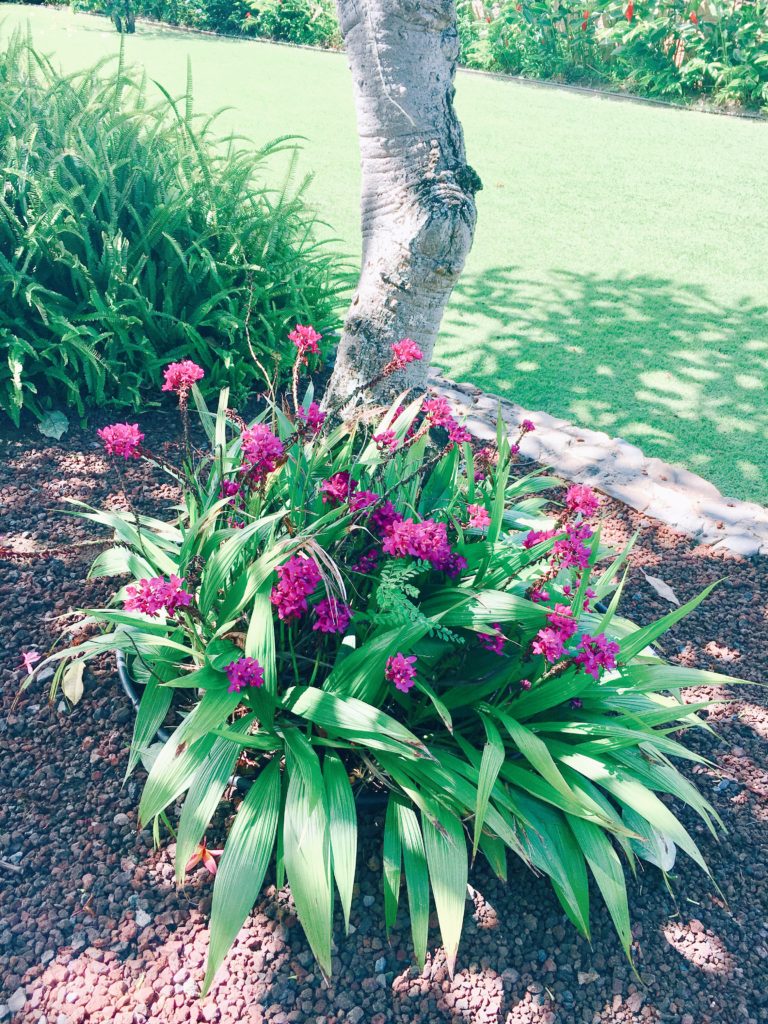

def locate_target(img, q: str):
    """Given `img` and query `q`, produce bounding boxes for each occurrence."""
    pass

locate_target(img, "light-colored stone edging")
[429,369,768,559]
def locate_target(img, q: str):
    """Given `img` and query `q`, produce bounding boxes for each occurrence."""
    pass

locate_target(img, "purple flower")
[570,697,583,710]
[270,555,322,622]
[385,652,417,693]
[478,624,505,655]
[321,472,357,505]
[162,360,204,394]
[371,501,402,536]
[373,430,399,452]
[519,678,532,691]
[575,633,620,679]
[523,528,556,550]
[565,484,600,519]
[98,423,144,459]
[532,627,565,663]
[349,490,379,513]
[297,401,326,433]
[225,657,265,693]
[423,397,454,428]
[352,549,379,575]
[288,324,322,361]
[546,603,578,642]
[124,574,191,617]
[312,597,353,634]
[521,419,536,433]
[466,503,491,530]
[382,517,455,572]
[390,338,423,369]
[241,424,283,482]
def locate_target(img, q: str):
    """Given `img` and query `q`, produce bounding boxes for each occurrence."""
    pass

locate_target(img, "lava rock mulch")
[1,422,767,1024]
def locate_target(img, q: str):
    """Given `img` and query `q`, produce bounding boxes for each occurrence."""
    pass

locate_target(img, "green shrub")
[28,338,741,990]
[0,35,343,425]
[242,0,341,48]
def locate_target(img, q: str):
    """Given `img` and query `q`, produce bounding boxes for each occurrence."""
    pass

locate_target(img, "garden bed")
[1,417,766,1024]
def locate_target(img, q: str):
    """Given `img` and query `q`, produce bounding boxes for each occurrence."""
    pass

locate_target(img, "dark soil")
[1,421,766,1024]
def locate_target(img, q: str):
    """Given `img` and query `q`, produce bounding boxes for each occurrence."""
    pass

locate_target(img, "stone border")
[429,369,768,558]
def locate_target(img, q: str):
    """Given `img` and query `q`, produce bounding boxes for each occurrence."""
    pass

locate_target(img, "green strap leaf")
[397,803,430,970]
[283,737,333,976]
[323,752,357,934]
[568,814,631,959]
[383,795,402,935]
[422,804,468,977]
[202,758,281,994]
[473,715,505,859]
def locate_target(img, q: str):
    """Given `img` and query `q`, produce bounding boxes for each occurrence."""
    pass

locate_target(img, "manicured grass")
[3,6,767,502]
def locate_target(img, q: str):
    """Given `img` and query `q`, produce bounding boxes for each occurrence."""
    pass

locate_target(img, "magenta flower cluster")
[566,484,601,518]
[270,555,322,622]
[98,422,144,459]
[466,503,491,530]
[241,424,283,483]
[389,338,423,370]
[385,652,418,693]
[382,517,466,576]
[532,602,578,663]
[313,597,353,635]
[478,624,505,655]
[162,360,205,395]
[225,657,265,693]
[297,402,326,433]
[321,472,357,505]
[288,324,322,361]
[124,574,191,617]
[575,633,620,678]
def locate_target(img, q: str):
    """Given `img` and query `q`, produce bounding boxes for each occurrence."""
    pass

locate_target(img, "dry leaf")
[641,570,680,606]
[61,660,85,705]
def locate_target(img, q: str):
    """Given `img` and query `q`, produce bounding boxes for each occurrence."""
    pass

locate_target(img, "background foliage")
[0,34,343,425]
[20,0,766,109]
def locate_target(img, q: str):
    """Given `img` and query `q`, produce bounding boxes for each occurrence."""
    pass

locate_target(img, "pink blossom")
[519,678,532,691]
[522,528,556,549]
[373,430,398,452]
[385,652,417,693]
[509,443,520,456]
[241,424,283,482]
[390,338,423,369]
[521,419,536,433]
[552,521,593,570]
[20,650,41,674]
[423,397,454,428]
[219,480,241,502]
[321,472,357,505]
[297,402,326,433]
[565,484,600,519]
[530,587,551,604]
[382,517,455,572]
[352,549,379,575]
[448,422,472,447]
[124,574,191,617]
[575,633,620,679]
[288,324,322,361]
[466,503,491,530]
[371,501,402,536]
[478,624,505,655]
[546,603,578,641]
[312,597,353,634]
[225,657,264,693]
[161,360,205,395]
[446,552,468,579]
[583,586,597,611]
[570,697,583,710]
[532,627,565,663]
[98,423,144,459]
[270,555,321,622]
[349,490,379,513]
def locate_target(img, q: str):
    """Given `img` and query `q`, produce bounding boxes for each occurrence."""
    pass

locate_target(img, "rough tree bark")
[324,0,481,406]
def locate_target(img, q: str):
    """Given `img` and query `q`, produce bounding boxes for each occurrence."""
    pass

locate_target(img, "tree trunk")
[325,0,481,406]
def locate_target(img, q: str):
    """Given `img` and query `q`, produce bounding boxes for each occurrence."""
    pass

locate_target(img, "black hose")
[116,650,172,744]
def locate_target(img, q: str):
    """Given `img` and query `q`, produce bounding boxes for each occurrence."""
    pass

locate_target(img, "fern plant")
[0,33,345,426]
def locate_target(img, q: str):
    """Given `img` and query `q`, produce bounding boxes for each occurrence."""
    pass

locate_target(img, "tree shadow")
[438,267,768,502]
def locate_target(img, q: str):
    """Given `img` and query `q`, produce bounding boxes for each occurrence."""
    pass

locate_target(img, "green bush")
[28,342,740,989]
[242,0,341,48]
[0,35,343,425]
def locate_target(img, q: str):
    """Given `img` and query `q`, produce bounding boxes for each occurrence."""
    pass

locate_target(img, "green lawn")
[3,6,767,503]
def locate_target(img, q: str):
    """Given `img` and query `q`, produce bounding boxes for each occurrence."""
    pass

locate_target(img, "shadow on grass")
[439,267,768,503]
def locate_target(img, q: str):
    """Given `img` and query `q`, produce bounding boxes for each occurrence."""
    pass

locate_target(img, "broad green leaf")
[492,709,576,802]
[283,736,333,976]
[383,795,402,934]
[473,715,505,859]
[568,815,631,959]
[422,804,467,977]
[175,718,252,884]
[126,659,175,777]
[397,804,430,969]
[323,752,357,933]
[139,689,240,825]
[202,758,281,994]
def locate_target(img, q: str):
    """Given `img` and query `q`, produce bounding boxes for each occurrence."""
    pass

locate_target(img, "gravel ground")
[1,421,767,1024]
